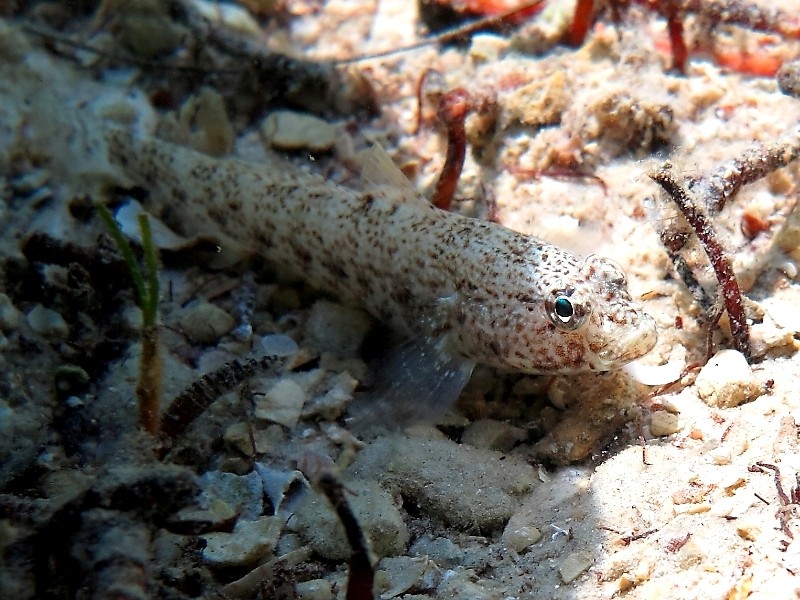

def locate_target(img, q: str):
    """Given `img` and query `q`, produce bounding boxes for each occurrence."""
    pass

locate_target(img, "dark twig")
[432,88,472,211]
[701,129,800,213]
[314,472,375,600]
[649,166,751,359]
[415,68,445,134]
[749,462,795,539]
[620,528,658,545]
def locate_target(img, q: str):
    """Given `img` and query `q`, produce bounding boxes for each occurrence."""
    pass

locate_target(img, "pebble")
[468,33,509,63]
[649,410,681,436]
[351,434,536,532]
[177,301,235,344]
[261,110,337,153]
[502,525,542,553]
[198,470,263,521]
[26,304,69,339]
[295,579,334,600]
[0,293,22,331]
[778,60,800,98]
[303,300,372,358]
[410,536,462,569]
[173,498,236,530]
[694,350,763,408]
[119,305,143,337]
[259,333,299,357]
[559,550,594,584]
[253,379,307,428]
[202,516,281,568]
[290,478,408,560]
[301,371,358,421]
[192,0,261,35]
[223,422,279,456]
[461,419,527,452]
[377,556,439,598]
[735,520,761,542]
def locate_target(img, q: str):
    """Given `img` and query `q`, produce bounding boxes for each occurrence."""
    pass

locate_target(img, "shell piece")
[255,463,309,519]
[253,379,308,429]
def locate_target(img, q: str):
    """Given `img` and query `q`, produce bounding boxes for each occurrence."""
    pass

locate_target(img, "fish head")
[451,251,657,374]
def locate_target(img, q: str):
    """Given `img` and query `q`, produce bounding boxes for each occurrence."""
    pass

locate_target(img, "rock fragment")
[502,525,542,553]
[290,478,408,560]
[351,434,536,532]
[649,410,681,436]
[253,379,307,428]
[26,304,68,339]
[695,350,763,408]
[559,550,594,584]
[461,419,527,451]
[261,110,337,153]
[177,301,235,344]
[202,517,281,568]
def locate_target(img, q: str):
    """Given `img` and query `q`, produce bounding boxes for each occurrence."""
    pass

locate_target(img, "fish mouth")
[595,312,658,369]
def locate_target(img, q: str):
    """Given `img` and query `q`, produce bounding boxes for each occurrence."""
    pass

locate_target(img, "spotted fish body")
[106,132,656,378]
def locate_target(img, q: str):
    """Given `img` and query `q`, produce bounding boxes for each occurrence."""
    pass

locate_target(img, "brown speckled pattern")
[107,131,657,374]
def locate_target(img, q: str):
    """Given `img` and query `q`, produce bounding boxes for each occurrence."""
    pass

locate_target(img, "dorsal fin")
[354,144,429,207]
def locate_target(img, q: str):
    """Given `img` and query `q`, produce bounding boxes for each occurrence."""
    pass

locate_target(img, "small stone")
[377,556,439,598]
[502,525,541,553]
[218,457,251,475]
[410,536,462,569]
[304,300,372,358]
[302,371,358,420]
[778,60,800,98]
[468,33,508,62]
[649,410,681,436]
[617,574,635,592]
[352,435,536,532]
[0,294,22,331]
[230,422,280,456]
[261,110,337,153]
[119,13,187,58]
[178,301,235,344]
[291,478,408,560]
[120,305,143,336]
[673,502,711,515]
[295,579,334,600]
[260,333,299,357]
[199,470,263,521]
[26,304,69,339]
[461,419,527,451]
[202,516,281,568]
[695,350,763,408]
[736,520,761,541]
[192,0,261,35]
[559,550,594,584]
[174,498,236,530]
[254,379,307,428]
[224,422,260,456]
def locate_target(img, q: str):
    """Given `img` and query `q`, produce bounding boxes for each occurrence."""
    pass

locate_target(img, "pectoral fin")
[347,336,475,434]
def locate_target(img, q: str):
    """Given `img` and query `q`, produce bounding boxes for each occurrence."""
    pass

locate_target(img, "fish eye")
[555,297,573,318]
[546,291,589,330]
